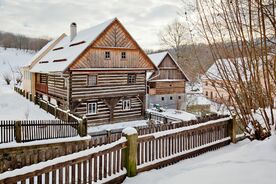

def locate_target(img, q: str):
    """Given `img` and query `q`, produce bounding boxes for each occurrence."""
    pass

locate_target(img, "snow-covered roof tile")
[30,18,116,73]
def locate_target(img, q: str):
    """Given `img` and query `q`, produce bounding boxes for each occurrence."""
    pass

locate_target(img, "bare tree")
[194,0,275,140]
[159,19,191,61]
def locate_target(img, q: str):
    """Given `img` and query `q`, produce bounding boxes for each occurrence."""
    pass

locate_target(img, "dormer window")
[121,52,126,60]
[105,51,111,60]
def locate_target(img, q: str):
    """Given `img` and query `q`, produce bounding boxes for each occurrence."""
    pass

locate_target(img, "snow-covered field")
[0,47,34,79]
[124,134,276,184]
[0,84,55,120]
[0,47,55,120]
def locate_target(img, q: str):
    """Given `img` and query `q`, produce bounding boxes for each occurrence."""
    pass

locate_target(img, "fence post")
[46,102,49,113]
[66,110,70,122]
[38,99,42,108]
[107,130,112,143]
[15,120,22,143]
[54,106,57,118]
[122,127,138,177]
[78,117,87,137]
[228,115,237,143]
[29,93,32,102]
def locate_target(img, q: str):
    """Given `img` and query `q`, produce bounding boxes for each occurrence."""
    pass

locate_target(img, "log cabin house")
[24,18,157,125]
[147,51,189,109]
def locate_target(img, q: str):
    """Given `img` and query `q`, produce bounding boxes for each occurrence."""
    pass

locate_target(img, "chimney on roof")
[70,22,77,41]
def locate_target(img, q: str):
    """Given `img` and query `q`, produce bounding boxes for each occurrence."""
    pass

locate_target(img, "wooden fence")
[88,114,229,146]
[20,120,79,142]
[0,119,86,144]
[136,117,231,172]
[14,86,81,123]
[0,121,14,144]
[0,138,127,184]
[0,117,236,184]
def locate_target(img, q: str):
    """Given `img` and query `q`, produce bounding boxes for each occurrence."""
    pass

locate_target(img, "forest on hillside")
[0,31,50,51]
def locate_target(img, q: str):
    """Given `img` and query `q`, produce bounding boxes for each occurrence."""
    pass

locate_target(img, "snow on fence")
[88,114,229,147]
[0,138,127,184]
[0,121,15,144]
[0,117,235,184]
[136,117,232,172]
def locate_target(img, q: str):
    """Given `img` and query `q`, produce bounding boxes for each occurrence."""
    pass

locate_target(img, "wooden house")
[25,18,156,125]
[147,51,189,109]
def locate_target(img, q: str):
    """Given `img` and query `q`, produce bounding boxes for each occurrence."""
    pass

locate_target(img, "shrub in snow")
[2,72,12,85]
[16,75,22,84]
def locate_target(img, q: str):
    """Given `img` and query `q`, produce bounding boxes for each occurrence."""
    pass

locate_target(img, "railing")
[136,117,231,172]
[0,121,15,144]
[88,114,229,146]
[35,83,48,94]
[20,120,79,142]
[14,86,81,123]
[0,138,127,184]
[146,111,178,123]
[0,117,236,184]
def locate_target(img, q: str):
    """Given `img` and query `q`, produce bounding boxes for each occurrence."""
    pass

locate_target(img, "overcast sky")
[0,0,187,50]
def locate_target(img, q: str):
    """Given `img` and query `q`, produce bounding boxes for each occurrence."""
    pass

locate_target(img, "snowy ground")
[147,109,197,121]
[0,47,34,80]
[0,84,55,120]
[124,134,276,184]
[0,47,54,120]
[88,120,148,133]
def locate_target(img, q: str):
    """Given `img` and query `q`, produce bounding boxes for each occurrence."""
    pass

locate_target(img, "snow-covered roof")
[30,18,116,73]
[148,51,168,67]
[26,34,66,68]
[203,58,252,81]
[147,51,189,81]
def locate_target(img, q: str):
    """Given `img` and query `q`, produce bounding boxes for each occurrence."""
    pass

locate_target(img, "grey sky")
[0,0,185,50]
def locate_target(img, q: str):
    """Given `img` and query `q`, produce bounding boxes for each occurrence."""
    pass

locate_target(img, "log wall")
[70,71,146,125]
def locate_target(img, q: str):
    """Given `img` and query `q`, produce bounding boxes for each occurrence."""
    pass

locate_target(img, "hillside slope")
[0,47,35,83]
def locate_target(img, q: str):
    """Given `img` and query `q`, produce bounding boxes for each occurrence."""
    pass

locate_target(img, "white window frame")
[122,100,131,110]
[87,102,97,115]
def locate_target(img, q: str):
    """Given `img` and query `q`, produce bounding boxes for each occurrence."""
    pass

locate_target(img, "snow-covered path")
[124,135,276,184]
[0,84,55,120]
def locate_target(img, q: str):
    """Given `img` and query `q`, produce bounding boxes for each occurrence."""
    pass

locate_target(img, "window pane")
[127,74,136,84]
[88,103,97,114]
[121,52,126,59]
[123,100,130,110]
[105,51,110,59]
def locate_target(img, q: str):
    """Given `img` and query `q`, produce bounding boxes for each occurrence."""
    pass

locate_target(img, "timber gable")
[69,19,155,70]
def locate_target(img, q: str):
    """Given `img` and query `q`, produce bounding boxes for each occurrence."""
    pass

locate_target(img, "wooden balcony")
[35,83,48,94]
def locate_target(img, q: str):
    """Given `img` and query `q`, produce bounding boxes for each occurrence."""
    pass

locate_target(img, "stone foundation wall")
[0,138,90,173]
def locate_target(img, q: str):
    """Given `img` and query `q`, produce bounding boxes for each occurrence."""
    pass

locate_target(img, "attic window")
[69,41,85,47]
[53,59,67,62]
[53,47,64,51]
[39,61,49,64]
[105,51,111,60]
